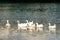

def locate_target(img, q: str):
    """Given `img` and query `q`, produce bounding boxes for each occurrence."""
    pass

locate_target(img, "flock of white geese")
[5,20,56,32]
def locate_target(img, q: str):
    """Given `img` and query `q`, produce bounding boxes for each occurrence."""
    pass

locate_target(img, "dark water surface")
[0,3,60,24]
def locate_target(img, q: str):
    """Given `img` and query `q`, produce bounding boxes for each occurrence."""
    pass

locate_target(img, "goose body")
[5,20,11,29]
[26,20,33,26]
[28,24,35,30]
[48,23,56,32]
[28,21,33,27]
[17,20,27,30]
[36,23,43,31]
[19,23,27,29]
[25,20,36,31]
[17,21,21,30]
[49,23,56,29]
[36,23,43,28]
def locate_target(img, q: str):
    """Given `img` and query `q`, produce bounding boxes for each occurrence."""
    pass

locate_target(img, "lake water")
[0,3,60,40]
[0,27,60,40]
[0,3,60,24]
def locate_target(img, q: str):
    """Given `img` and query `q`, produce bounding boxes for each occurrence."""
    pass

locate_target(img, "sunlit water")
[0,26,60,40]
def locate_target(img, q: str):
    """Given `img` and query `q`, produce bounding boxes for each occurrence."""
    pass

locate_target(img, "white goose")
[28,22,35,30]
[26,20,29,25]
[26,20,35,27]
[26,20,29,23]
[17,20,21,30]
[49,23,56,29]
[36,23,43,28]
[36,23,43,31]
[26,20,35,30]
[25,20,30,30]
[28,21,33,27]
[31,24,35,30]
[17,20,27,30]
[48,23,56,32]
[5,20,11,29]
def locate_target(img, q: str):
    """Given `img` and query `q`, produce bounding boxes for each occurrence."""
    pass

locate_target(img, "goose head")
[7,20,9,24]
[6,20,11,28]
[54,24,56,27]
[31,21,33,24]
[26,20,28,23]
[17,20,20,24]
[49,23,51,26]
[36,23,38,25]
